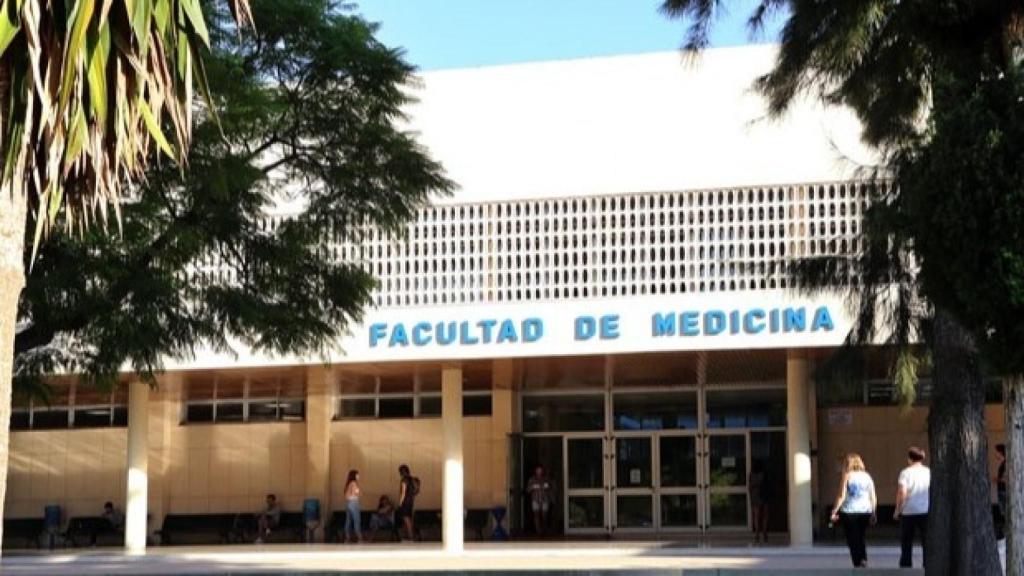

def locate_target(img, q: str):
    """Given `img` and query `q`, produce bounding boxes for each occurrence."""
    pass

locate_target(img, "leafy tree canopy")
[13,0,452,396]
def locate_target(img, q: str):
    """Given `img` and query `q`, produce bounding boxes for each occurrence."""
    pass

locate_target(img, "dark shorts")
[396,501,414,521]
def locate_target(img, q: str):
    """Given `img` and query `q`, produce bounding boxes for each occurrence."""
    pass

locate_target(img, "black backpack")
[409,476,421,497]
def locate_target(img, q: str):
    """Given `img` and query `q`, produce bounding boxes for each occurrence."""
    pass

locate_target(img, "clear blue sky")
[353,0,784,71]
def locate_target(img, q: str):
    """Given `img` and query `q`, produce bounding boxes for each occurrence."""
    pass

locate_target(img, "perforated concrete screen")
[342,181,871,309]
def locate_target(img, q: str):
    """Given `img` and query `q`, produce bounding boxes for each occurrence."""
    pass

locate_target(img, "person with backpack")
[397,464,420,541]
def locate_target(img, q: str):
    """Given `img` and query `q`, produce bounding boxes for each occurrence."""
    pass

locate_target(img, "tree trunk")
[1006,374,1024,576]
[0,187,27,553]
[926,308,1003,575]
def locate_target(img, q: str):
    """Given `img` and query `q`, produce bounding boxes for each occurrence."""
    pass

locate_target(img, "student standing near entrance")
[831,453,877,568]
[397,464,419,541]
[894,446,930,568]
[526,465,553,536]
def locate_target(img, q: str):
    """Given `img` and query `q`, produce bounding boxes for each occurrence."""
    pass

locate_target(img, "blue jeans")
[344,500,362,541]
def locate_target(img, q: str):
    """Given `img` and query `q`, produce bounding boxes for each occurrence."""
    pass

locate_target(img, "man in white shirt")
[894,446,930,568]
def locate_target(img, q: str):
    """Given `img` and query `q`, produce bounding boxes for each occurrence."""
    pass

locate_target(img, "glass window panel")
[613,392,697,430]
[567,496,604,529]
[279,400,305,421]
[378,397,414,419]
[186,404,213,423]
[32,409,69,429]
[463,394,492,416]
[615,438,652,487]
[10,410,30,431]
[616,495,653,528]
[661,494,698,528]
[705,388,785,429]
[660,436,697,488]
[112,407,128,427]
[709,493,748,527]
[567,438,604,489]
[247,400,279,422]
[708,435,747,488]
[216,402,244,422]
[419,395,441,417]
[523,394,604,432]
[418,370,442,393]
[73,407,112,428]
[339,398,375,419]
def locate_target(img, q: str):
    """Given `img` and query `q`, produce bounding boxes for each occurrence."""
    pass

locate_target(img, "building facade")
[3,47,1007,550]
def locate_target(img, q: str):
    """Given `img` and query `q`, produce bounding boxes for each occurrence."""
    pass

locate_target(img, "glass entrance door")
[613,436,654,531]
[705,433,749,530]
[564,436,607,533]
[658,433,701,531]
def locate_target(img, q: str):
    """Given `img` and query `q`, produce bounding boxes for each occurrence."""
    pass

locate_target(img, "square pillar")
[125,381,149,554]
[442,365,464,553]
[305,365,333,541]
[147,373,182,544]
[787,349,813,546]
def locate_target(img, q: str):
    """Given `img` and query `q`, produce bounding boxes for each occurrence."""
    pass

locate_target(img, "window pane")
[185,374,216,401]
[33,409,69,429]
[216,402,244,422]
[73,407,112,428]
[379,374,413,394]
[279,399,305,421]
[523,394,604,432]
[463,394,492,416]
[613,392,697,430]
[337,372,377,395]
[247,400,278,422]
[248,375,280,398]
[616,495,653,528]
[10,410,30,431]
[186,404,213,423]
[216,377,245,400]
[705,388,785,429]
[419,396,441,417]
[339,399,375,419]
[378,397,414,419]
[112,407,128,427]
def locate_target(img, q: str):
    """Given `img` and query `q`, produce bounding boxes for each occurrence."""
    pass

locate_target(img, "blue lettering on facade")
[600,315,620,339]
[412,322,432,346]
[812,306,835,332]
[523,318,544,342]
[368,305,837,349]
[497,319,519,343]
[783,308,806,332]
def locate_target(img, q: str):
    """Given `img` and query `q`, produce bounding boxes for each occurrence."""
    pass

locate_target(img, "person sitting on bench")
[368,495,396,541]
[255,494,281,544]
[93,502,125,545]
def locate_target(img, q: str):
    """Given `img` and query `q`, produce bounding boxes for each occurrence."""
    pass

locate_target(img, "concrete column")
[305,365,333,542]
[125,381,150,554]
[787,349,813,547]
[147,373,181,543]
[442,365,464,553]
[491,360,515,507]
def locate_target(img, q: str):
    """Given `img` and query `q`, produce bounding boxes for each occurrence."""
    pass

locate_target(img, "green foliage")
[13,0,452,392]
[897,70,1024,376]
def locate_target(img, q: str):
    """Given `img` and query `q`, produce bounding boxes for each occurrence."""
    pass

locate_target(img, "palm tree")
[0,0,252,548]
[661,1,1024,573]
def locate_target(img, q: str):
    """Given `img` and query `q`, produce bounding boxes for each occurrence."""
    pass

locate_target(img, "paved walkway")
[0,542,938,575]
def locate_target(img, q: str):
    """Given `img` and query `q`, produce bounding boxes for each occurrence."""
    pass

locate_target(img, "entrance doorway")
[518,385,788,536]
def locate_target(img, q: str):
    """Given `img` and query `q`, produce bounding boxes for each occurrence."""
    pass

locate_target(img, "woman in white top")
[343,469,363,543]
[830,453,877,568]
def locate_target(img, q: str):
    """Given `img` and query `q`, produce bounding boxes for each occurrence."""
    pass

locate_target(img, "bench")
[2,518,45,549]
[158,514,236,545]
[64,516,122,547]
[325,510,400,543]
